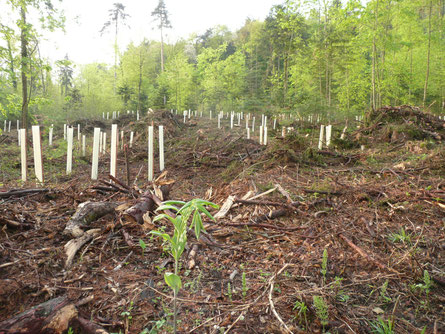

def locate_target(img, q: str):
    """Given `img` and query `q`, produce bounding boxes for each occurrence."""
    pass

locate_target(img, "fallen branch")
[214,196,235,219]
[338,233,400,275]
[113,251,133,271]
[302,188,342,196]
[0,295,77,333]
[275,183,293,203]
[64,229,101,268]
[0,188,49,199]
[72,317,109,334]
[268,264,294,334]
[0,217,33,229]
[63,201,118,237]
[99,179,129,194]
[255,208,288,223]
[225,222,307,232]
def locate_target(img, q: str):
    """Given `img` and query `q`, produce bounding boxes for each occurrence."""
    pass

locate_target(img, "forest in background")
[0,0,444,126]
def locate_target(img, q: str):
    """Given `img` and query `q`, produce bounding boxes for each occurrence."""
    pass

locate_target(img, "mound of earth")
[70,119,107,133]
[365,105,445,142]
[129,110,185,141]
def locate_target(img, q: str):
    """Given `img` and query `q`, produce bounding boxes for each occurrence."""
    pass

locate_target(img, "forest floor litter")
[0,109,444,334]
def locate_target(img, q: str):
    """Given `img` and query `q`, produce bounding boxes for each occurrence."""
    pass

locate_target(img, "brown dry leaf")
[232,214,243,222]
[142,212,154,231]
[115,203,132,212]
[155,170,168,182]
[205,187,213,200]
[393,162,406,170]
[154,186,164,200]
[157,179,175,186]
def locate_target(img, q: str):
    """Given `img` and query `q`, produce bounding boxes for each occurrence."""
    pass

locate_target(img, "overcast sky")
[4,0,282,65]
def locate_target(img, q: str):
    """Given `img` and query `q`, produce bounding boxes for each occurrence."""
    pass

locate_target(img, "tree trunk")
[137,47,144,112]
[114,17,118,93]
[423,0,432,106]
[409,45,413,101]
[371,0,379,111]
[160,25,164,72]
[37,42,46,95]
[284,54,288,103]
[6,38,17,90]
[20,6,29,132]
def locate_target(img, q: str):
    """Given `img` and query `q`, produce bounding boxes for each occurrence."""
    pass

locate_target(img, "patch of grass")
[369,317,394,334]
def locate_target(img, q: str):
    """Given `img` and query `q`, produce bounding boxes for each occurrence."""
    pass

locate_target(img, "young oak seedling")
[151,199,219,334]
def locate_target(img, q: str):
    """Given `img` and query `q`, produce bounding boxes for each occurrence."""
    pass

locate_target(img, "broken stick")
[63,201,118,238]
[338,233,400,275]
[64,229,101,268]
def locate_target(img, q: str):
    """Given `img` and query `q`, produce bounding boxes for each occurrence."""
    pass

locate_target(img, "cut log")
[64,229,101,268]
[72,317,109,334]
[123,191,154,224]
[63,201,118,238]
[123,185,171,224]
[0,295,77,334]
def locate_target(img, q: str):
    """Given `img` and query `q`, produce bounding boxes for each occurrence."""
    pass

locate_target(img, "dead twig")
[338,233,401,275]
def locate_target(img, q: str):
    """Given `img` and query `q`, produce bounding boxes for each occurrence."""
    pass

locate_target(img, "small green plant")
[139,239,147,255]
[293,300,308,328]
[331,276,349,302]
[415,270,433,295]
[388,228,411,245]
[379,280,392,304]
[120,301,134,334]
[184,269,202,292]
[227,282,232,301]
[67,328,74,334]
[321,249,328,284]
[313,295,329,331]
[369,317,394,334]
[242,272,248,298]
[411,270,433,308]
[151,199,218,334]
[141,318,166,334]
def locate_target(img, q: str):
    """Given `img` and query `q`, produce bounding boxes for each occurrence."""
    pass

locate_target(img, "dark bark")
[63,201,118,237]
[71,317,109,334]
[6,38,17,90]
[0,188,49,199]
[0,296,77,334]
[124,185,171,224]
[20,6,28,132]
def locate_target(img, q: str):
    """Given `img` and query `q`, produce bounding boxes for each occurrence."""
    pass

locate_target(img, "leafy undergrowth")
[0,110,444,333]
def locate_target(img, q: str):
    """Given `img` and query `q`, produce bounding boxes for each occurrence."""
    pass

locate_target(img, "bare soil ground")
[0,109,444,334]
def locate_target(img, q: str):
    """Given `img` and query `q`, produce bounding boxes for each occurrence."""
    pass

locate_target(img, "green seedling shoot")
[227,282,232,301]
[293,300,308,328]
[151,199,218,334]
[313,295,329,331]
[139,239,147,255]
[242,271,248,298]
[321,248,328,284]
